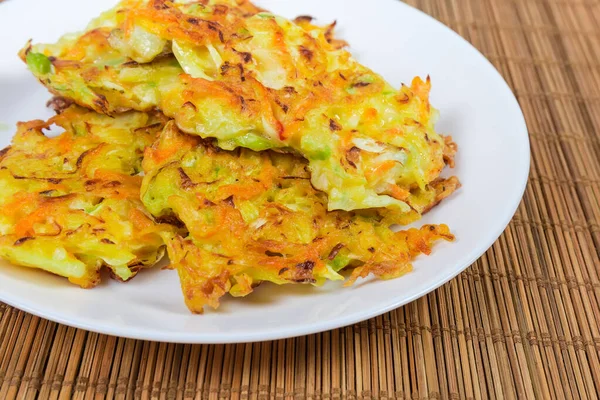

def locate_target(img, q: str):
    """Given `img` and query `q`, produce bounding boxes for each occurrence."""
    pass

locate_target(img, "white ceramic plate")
[0,0,529,343]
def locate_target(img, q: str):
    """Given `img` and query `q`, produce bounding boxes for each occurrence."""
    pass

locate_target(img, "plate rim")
[0,0,530,343]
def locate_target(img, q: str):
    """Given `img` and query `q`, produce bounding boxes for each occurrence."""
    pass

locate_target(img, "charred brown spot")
[121,60,139,67]
[128,262,144,273]
[346,146,361,168]
[397,93,410,104]
[107,269,128,282]
[332,215,344,229]
[294,278,317,284]
[101,238,115,245]
[223,195,235,207]
[203,199,216,207]
[36,221,63,237]
[327,243,345,260]
[368,247,376,253]
[242,52,252,63]
[187,18,223,37]
[200,272,230,296]
[239,96,247,111]
[39,190,56,196]
[65,223,89,237]
[152,0,169,9]
[227,259,234,265]
[352,81,371,88]
[12,174,62,185]
[338,73,347,81]
[93,94,109,114]
[178,168,196,189]
[103,181,121,188]
[44,194,74,203]
[296,260,315,271]
[294,15,314,23]
[329,119,342,131]
[299,46,313,61]
[410,119,423,128]
[14,237,34,246]
[156,214,185,228]
[22,42,33,56]
[275,99,289,113]
[237,63,245,82]
[324,21,339,44]
[0,146,11,160]
[206,21,220,31]
[278,267,289,275]
[182,101,197,111]
[202,139,223,154]
[283,86,297,94]
[46,96,74,114]
[76,147,96,170]
[233,49,252,63]
[218,30,224,43]
[220,61,232,75]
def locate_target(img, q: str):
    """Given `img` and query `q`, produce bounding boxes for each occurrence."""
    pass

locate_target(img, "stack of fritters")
[142,123,455,311]
[1,0,460,312]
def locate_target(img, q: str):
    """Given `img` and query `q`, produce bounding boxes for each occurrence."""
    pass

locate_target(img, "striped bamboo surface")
[2,0,600,398]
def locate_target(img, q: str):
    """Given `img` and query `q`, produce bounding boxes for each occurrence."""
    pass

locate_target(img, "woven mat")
[2,0,600,398]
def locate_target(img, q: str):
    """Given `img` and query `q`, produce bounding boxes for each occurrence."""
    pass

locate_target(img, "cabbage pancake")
[0,106,169,287]
[23,0,458,212]
[141,122,456,313]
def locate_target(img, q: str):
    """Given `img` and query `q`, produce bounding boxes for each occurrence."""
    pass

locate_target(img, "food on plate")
[22,0,456,213]
[0,105,170,287]
[141,122,456,312]
[0,0,461,313]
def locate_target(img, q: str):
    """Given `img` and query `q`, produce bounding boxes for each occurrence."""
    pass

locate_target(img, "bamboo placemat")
[2,0,600,398]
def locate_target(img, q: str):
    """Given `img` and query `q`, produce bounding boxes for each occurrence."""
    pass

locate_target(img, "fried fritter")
[22,0,458,212]
[0,106,170,287]
[141,122,456,312]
